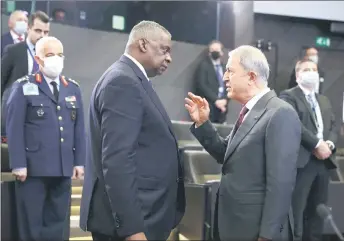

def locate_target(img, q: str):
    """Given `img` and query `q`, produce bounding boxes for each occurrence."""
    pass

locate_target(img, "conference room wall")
[254,13,344,147]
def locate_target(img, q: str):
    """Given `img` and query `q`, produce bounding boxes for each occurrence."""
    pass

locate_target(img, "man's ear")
[138,39,148,53]
[34,56,43,66]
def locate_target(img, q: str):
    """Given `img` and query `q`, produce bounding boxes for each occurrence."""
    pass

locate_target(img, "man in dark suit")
[1,11,50,136]
[1,10,28,55]
[280,60,337,241]
[194,40,229,123]
[6,36,86,241]
[80,20,185,241]
[288,47,325,94]
[185,45,301,241]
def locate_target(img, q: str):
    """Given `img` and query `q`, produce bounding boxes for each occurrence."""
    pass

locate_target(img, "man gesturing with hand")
[185,45,301,241]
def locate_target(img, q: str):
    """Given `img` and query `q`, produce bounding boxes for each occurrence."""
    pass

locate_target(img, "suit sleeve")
[73,87,86,166]
[259,107,301,239]
[190,120,228,164]
[6,82,27,169]
[196,62,219,103]
[98,77,144,238]
[279,91,319,151]
[325,98,338,145]
[1,45,13,97]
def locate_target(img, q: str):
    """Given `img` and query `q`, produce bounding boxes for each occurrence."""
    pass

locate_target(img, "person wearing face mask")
[1,11,50,140]
[1,10,28,56]
[194,40,229,123]
[280,60,337,241]
[288,47,325,94]
[5,36,86,241]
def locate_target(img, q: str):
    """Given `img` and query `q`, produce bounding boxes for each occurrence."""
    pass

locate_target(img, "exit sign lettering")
[316,37,331,47]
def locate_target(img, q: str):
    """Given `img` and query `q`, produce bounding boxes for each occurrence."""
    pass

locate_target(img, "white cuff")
[325,140,335,150]
[315,139,321,148]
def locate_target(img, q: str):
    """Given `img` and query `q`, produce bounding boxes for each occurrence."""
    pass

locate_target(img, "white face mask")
[42,56,64,78]
[13,21,27,35]
[298,71,319,89]
[308,55,318,64]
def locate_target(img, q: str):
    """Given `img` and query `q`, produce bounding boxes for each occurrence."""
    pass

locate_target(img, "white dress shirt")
[10,30,25,44]
[124,53,149,80]
[43,74,60,93]
[26,38,35,74]
[242,87,271,122]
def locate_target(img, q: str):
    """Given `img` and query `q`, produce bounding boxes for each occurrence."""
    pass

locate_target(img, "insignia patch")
[65,96,76,102]
[23,82,39,96]
[71,110,76,121]
[67,78,80,87]
[17,76,29,83]
[37,108,44,117]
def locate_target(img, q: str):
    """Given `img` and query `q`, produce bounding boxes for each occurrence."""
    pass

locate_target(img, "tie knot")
[50,81,57,86]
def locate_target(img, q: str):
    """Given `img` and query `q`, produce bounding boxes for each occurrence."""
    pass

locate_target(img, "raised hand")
[185,92,210,127]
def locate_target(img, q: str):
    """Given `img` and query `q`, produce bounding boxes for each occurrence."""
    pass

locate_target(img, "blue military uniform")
[6,72,86,241]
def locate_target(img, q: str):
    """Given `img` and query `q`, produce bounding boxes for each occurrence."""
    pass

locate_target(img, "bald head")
[35,36,63,59]
[8,10,28,34]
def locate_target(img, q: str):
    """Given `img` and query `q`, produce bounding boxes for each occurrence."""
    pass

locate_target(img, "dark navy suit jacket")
[80,55,185,240]
[6,72,86,176]
[1,32,14,56]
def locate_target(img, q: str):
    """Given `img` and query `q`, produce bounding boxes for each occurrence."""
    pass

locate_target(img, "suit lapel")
[223,90,275,163]
[120,55,177,140]
[294,87,317,128]
[37,74,57,103]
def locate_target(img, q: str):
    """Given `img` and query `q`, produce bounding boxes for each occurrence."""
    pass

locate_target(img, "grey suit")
[191,90,301,241]
[280,87,337,241]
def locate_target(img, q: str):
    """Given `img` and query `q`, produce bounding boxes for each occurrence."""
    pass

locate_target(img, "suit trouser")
[292,159,330,241]
[15,177,71,241]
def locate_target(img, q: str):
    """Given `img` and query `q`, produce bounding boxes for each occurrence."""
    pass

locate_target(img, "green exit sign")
[315,37,331,47]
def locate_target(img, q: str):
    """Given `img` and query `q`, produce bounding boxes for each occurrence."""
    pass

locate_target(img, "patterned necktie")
[232,105,249,137]
[31,48,39,74]
[18,36,23,42]
[215,64,224,97]
[306,94,318,122]
[50,81,59,101]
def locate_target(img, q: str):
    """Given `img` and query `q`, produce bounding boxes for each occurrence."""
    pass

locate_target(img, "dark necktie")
[50,81,59,101]
[232,105,249,137]
[215,64,225,97]
[32,48,39,74]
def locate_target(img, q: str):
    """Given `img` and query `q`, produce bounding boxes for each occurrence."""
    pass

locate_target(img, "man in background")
[186,45,301,241]
[194,40,229,123]
[6,36,85,241]
[280,60,337,241]
[288,47,325,94]
[1,11,50,136]
[80,21,185,241]
[1,10,28,55]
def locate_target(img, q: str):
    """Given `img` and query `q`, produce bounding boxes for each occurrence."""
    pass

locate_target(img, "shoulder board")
[16,75,30,83]
[67,78,80,87]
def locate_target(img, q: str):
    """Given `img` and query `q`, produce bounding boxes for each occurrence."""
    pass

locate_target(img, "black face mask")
[210,51,220,60]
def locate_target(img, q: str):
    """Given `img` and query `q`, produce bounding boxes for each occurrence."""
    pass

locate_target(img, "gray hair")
[228,45,270,84]
[35,36,62,57]
[126,20,171,48]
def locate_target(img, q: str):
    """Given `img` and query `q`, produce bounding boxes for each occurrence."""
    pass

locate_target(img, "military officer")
[6,36,86,241]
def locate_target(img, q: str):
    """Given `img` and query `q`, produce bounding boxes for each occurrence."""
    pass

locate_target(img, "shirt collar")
[26,37,35,53]
[43,74,60,87]
[298,84,315,96]
[245,87,271,111]
[124,53,149,80]
[10,30,25,41]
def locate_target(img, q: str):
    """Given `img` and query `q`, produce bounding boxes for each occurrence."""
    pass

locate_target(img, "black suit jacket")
[79,55,185,240]
[1,41,29,97]
[195,57,228,104]
[1,32,14,57]
[288,68,325,93]
[280,86,337,168]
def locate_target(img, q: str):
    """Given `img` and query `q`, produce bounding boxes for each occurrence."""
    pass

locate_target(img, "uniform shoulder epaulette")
[66,78,80,87]
[16,75,30,83]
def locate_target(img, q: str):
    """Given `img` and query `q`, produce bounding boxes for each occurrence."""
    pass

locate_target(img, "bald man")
[80,20,185,241]
[1,10,28,55]
[6,36,86,241]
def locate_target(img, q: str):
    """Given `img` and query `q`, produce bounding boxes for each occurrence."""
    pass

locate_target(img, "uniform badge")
[37,108,44,117]
[23,83,39,96]
[65,96,76,102]
[71,110,76,121]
